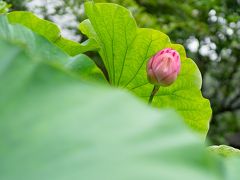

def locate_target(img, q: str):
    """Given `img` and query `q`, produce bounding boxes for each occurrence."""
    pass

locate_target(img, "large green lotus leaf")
[0,39,230,180]
[80,2,212,134]
[0,15,104,81]
[208,145,240,157]
[7,11,99,56]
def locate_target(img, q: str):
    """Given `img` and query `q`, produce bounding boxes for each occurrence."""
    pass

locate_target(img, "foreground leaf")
[80,2,212,134]
[7,11,99,56]
[0,39,229,180]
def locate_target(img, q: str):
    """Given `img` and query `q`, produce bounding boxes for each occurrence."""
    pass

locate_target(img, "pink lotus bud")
[147,48,181,86]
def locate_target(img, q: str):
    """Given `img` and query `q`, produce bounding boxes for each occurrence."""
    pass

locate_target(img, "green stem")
[148,85,160,105]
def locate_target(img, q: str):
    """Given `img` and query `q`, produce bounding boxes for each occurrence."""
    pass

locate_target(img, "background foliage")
[4,0,240,147]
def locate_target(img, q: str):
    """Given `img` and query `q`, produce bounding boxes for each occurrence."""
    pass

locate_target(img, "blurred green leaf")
[7,11,99,56]
[0,39,226,180]
[80,2,212,135]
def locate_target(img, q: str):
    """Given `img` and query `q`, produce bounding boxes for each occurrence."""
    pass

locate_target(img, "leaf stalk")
[148,85,160,105]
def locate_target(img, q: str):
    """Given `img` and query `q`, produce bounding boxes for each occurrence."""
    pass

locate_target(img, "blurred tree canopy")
[5,0,240,148]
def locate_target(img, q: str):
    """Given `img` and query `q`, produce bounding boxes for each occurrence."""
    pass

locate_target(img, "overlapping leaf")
[7,11,99,56]
[80,2,212,134]
[0,15,67,63]
[0,15,104,81]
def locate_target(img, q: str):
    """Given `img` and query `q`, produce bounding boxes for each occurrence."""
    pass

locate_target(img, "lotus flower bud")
[147,48,181,86]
